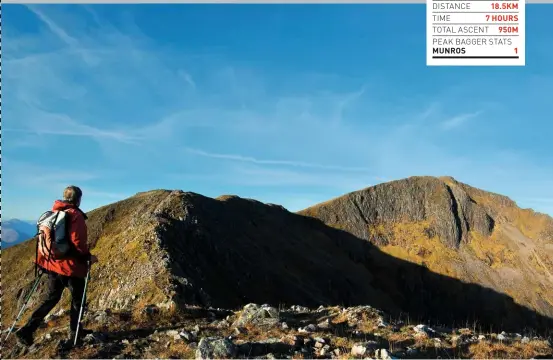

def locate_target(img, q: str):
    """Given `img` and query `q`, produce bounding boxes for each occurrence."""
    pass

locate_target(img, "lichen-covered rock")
[196,337,237,359]
[351,341,379,357]
[232,303,280,328]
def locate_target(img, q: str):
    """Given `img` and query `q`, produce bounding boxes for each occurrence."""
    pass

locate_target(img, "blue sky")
[3,4,553,221]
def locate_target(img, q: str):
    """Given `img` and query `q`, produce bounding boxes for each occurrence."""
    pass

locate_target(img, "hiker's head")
[63,185,83,207]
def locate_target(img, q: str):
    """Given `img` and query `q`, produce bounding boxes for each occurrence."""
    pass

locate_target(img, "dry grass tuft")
[465,339,553,359]
[157,342,195,359]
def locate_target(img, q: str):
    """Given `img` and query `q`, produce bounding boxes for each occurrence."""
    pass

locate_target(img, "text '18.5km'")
[427,0,525,66]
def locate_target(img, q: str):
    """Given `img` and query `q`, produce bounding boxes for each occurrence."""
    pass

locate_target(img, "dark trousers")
[21,270,86,334]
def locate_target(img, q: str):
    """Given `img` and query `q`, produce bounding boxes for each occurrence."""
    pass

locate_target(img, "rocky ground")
[3,303,552,359]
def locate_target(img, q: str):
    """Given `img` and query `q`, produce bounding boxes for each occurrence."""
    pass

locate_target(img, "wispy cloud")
[178,70,196,89]
[4,111,142,144]
[418,102,440,120]
[25,5,79,48]
[171,164,373,192]
[3,161,100,190]
[333,85,367,124]
[440,111,482,130]
[24,4,98,66]
[184,147,374,173]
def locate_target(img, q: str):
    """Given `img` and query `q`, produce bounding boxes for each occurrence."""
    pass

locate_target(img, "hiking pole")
[4,271,44,342]
[74,260,91,347]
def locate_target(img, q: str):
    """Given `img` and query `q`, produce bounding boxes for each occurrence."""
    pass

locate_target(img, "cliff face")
[3,177,553,336]
[299,176,553,323]
[299,176,495,248]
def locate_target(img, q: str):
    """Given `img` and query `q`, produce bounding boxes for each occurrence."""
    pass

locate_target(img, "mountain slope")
[299,176,553,324]
[3,179,553,339]
[3,190,397,330]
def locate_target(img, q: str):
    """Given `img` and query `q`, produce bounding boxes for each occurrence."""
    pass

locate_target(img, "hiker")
[15,186,98,347]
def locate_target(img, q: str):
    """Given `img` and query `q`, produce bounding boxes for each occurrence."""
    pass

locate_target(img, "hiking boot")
[15,327,34,347]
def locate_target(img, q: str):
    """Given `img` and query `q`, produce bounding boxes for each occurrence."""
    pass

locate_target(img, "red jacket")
[36,200,91,278]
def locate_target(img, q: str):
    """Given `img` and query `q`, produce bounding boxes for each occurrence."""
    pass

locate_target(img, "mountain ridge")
[3,175,553,345]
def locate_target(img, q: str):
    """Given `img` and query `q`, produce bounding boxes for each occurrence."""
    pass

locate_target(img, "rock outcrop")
[300,176,495,248]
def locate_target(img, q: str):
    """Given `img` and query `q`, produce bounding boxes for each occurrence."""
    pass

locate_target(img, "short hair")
[63,186,83,204]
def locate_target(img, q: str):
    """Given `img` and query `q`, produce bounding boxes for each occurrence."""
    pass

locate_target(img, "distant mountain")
[2,219,36,248]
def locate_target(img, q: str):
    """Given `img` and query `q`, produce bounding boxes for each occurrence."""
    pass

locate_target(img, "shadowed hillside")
[299,176,553,325]
[3,178,553,340]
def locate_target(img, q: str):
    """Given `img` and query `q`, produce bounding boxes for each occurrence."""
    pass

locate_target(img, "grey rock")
[196,337,237,359]
[413,324,435,337]
[233,327,246,336]
[190,326,201,339]
[233,303,280,328]
[351,343,368,357]
[376,348,392,360]
[318,319,332,329]
[304,338,315,347]
[180,330,196,342]
[314,337,326,345]
[83,333,107,345]
[298,324,317,333]
[351,341,378,357]
[290,305,309,313]
[521,336,530,344]
[217,320,230,329]
[377,317,389,328]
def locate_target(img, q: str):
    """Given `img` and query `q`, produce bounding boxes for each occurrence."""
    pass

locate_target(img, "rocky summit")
[3,176,553,359]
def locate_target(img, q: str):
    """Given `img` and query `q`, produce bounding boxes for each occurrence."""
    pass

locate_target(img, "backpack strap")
[63,209,91,262]
[34,233,40,277]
